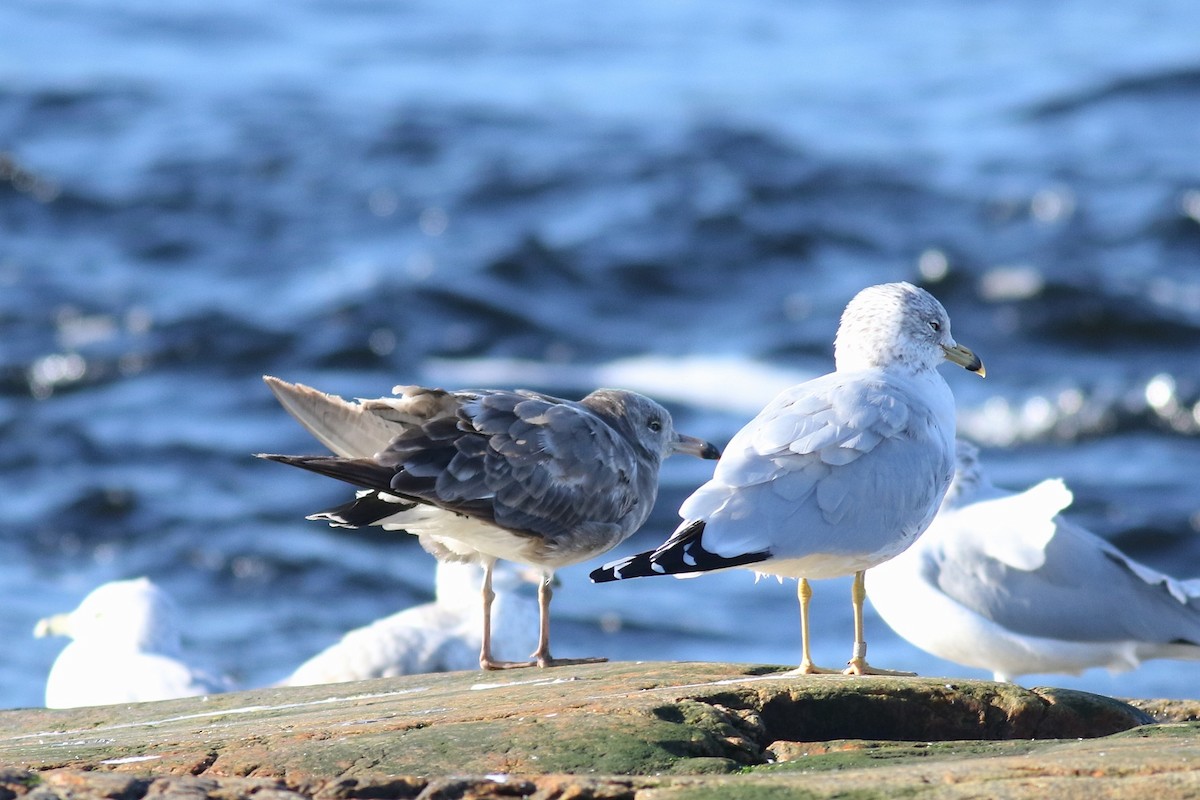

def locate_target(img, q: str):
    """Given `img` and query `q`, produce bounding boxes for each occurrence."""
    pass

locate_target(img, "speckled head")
[581,390,721,462]
[833,282,984,377]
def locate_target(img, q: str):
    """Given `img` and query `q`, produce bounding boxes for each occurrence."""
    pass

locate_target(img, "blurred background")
[3,0,1200,707]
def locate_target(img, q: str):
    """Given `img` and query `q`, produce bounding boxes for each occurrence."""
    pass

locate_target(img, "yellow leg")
[843,570,915,676]
[786,578,838,675]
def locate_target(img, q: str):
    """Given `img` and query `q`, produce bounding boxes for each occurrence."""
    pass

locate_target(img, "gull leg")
[843,570,915,676]
[785,578,839,675]
[478,558,536,670]
[531,571,607,668]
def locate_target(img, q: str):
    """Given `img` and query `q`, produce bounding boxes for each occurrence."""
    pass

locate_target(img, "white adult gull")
[281,560,540,685]
[867,441,1200,683]
[34,577,229,708]
[591,282,984,675]
[259,377,720,670]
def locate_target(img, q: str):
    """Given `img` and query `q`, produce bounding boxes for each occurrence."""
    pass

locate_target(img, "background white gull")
[867,440,1200,683]
[281,560,540,685]
[592,282,983,675]
[34,577,230,709]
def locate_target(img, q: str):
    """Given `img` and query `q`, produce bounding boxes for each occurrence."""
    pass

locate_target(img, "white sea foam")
[423,354,812,416]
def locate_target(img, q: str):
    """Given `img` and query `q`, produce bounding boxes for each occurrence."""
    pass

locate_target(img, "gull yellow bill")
[943,343,985,377]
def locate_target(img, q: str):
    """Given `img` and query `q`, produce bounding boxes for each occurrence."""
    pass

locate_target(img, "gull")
[281,560,540,685]
[34,577,229,708]
[591,282,984,675]
[258,377,720,669]
[867,441,1200,683]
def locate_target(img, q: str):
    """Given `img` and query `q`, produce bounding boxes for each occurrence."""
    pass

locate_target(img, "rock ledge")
[1,661,1192,800]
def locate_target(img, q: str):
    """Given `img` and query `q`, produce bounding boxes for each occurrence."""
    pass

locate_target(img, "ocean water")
[3,0,1200,708]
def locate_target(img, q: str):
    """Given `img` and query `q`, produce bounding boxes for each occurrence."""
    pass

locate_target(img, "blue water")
[4,0,1200,708]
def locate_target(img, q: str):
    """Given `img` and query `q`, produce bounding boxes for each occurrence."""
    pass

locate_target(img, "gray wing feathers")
[266,377,651,545]
[684,377,945,560]
[934,516,1200,645]
[478,395,644,540]
[381,390,645,541]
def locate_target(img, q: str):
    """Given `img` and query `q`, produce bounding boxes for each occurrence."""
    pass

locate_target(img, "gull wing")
[265,389,649,544]
[679,372,952,565]
[930,500,1200,645]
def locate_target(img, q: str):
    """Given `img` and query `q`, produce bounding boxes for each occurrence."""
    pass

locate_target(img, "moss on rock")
[0,661,1177,799]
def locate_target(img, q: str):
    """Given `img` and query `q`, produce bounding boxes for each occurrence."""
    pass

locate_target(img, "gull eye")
[647,418,662,433]
[929,320,941,332]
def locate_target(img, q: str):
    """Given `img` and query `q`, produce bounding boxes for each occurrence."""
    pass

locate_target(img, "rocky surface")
[0,661,1195,799]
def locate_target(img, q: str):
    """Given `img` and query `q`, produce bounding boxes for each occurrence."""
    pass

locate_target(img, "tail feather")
[263,377,402,458]
[590,520,770,583]
[256,453,395,492]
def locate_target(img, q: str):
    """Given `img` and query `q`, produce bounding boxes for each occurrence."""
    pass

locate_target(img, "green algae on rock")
[0,661,1165,798]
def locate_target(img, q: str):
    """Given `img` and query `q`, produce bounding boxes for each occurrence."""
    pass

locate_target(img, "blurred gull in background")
[281,560,540,685]
[868,441,1200,683]
[34,577,230,709]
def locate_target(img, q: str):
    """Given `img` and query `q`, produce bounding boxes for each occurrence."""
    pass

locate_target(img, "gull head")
[33,577,183,655]
[942,439,985,508]
[833,282,984,377]
[582,390,721,463]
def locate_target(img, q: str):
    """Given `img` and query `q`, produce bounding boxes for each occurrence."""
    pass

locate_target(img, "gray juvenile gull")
[867,440,1200,683]
[259,376,720,669]
[281,561,540,685]
[591,282,984,675]
[34,577,230,708]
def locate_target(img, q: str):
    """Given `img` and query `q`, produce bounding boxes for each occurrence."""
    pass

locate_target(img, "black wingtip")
[589,558,637,583]
[591,519,771,583]
[589,551,676,582]
[255,452,394,491]
[308,491,420,529]
[256,453,327,468]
